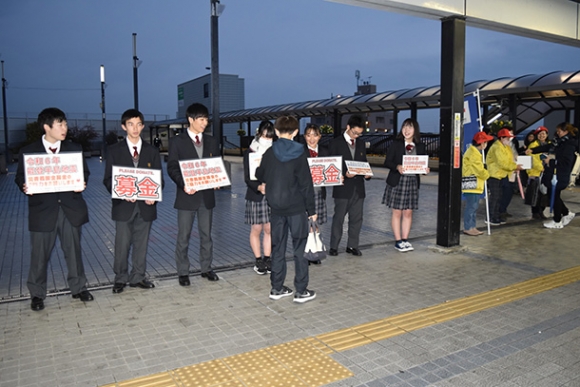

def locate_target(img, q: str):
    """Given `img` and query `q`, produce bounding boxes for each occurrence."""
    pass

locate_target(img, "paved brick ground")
[1,155,580,387]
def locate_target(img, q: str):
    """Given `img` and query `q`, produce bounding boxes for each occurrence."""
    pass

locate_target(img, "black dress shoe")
[201,270,219,281]
[130,279,155,289]
[328,248,338,256]
[72,290,94,302]
[346,247,362,256]
[178,275,190,286]
[308,260,322,266]
[112,283,126,294]
[31,297,44,311]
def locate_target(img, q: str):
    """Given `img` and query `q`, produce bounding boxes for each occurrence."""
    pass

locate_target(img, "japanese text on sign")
[112,166,162,201]
[307,156,343,187]
[24,152,85,194]
[402,155,429,174]
[345,160,373,176]
[179,157,231,191]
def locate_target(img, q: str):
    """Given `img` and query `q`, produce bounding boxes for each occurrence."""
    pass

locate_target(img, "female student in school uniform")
[382,118,429,253]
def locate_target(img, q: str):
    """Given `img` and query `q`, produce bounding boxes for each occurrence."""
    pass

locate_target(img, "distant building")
[177,74,245,146]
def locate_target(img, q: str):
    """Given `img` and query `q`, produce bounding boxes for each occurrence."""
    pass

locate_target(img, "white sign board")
[345,160,373,176]
[111,166,162,201]
[307,156,343,187]
[24,152,85,194]
[402,155,429,174]
[180,157,231,191]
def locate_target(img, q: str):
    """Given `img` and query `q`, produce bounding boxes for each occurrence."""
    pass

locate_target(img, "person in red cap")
[462,131,494,235]
[486,128,523,225]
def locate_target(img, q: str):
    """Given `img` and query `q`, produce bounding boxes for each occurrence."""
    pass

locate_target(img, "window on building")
[376,116,385,124]
[204,83,209,98]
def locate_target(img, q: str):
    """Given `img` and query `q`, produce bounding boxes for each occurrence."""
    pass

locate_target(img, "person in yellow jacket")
[462,132,494,236]
[525,126,550,219]
[486,128,523,225]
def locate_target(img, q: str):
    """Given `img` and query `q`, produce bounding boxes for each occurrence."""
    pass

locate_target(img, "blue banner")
[463,93,480,153]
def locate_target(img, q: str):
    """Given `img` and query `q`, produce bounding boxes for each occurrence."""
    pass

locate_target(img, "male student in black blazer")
[103,109,163,294]
[167,103,220,285]
[328,114,372,257]
[15,107,93,311]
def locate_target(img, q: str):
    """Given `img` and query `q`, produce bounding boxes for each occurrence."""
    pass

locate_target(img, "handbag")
[304,219,327,262]
[461,175,477,190]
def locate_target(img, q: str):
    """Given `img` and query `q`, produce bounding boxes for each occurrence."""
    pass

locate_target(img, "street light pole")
[132,33,139,110]
[1,61,9,167]
[210,0,223,154]
[100,65,107,160]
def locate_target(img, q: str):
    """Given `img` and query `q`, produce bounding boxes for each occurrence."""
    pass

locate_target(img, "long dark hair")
[396,118,421,143]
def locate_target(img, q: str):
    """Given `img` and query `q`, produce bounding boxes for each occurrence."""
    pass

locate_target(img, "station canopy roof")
[152,70,580,132]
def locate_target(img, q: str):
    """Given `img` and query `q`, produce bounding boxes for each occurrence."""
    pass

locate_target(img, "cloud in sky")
[1,0,579,121]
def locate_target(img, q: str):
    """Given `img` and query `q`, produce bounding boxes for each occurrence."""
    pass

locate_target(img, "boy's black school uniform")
[256,138,315,294]
[15,139,91,300]
[103,139,163,286]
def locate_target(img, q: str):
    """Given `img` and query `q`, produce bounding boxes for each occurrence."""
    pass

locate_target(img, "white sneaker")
[403,241,414,251]
[562,212,576,226]
[544,220,563,229]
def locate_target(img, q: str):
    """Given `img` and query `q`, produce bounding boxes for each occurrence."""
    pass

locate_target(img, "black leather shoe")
[72,290,94,302]
[328,248,338,256]
[178,275,190,286]
[201,270,219,281]
[308,260,322,266]
[31,297,44,311]
[112,283,126,294]
[346,247,362,256]
[130,279,155,289]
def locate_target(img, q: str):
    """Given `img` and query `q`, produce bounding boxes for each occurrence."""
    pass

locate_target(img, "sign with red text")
[345,160,373,176]
[112,166,162,201]
[180,157,231,191]
[307,156,343,187]
[24,152,85,194]
[248,152,262,181]
[402,155,429,174]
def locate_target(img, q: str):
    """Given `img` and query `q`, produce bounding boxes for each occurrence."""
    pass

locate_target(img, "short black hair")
[304,123,321,136]
[256,120,275,139]
[274,116,299,134]
[121,109,144,126]
[347,114,365,130]
[185,103,209,120]
[38,107,66,129]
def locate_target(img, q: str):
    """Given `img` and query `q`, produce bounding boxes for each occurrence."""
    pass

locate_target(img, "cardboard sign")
[345,160,373,176]
[402,155,429,174]
[307,156,343,187]
[248,152,262,181]
[517,155,532,170]
[111,166,162,201]
[24,152,85,194]
[180,157,231,191]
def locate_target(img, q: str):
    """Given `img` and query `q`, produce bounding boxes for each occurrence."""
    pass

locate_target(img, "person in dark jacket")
[103,109,163,294]
[530,122,578,228]
[383,118,429,252]
[15,107,93,311]
[327,115,372,257]
[243,120,275,275]
[256,116,317,303]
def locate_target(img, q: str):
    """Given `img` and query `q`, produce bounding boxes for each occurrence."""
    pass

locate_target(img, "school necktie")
[49,147,57,154]
[195,135,201,145]
[133,146,139,158]
[309,149,318,158]
[350,139,355,147]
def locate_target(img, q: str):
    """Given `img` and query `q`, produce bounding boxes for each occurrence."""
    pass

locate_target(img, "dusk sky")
[2,0,580,131]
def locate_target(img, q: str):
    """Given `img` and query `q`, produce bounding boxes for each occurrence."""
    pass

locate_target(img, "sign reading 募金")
[112,166,162,201]
[307,156,343,187]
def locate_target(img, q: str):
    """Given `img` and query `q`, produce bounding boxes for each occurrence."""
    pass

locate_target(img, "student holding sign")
[167,103,221,285]
[103,109,163,294]
[15,107,93,311]
[243,120,275,275]
[383,118,429,252]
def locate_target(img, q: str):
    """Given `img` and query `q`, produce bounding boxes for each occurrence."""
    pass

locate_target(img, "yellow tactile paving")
[100,265,580,387]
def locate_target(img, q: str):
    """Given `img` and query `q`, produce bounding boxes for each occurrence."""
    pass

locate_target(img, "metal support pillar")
[436,16,465,248]
[1,61,9,166]
[509,94,517,132]
[410,102,417,121]
[333,109,341,137]
[392,109,399,137]
[210,0,222,155]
